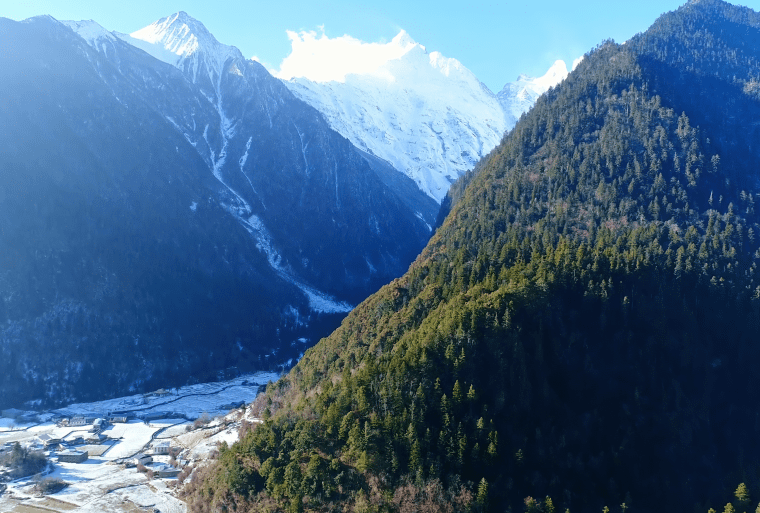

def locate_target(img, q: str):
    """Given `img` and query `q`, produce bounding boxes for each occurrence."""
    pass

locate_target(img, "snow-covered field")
[102,421,166,460]
[0,371,278,512]
[53,371,279,418]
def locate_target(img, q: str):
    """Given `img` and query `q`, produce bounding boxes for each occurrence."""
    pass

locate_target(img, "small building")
[58,450,88,463]
[85,433,107,444]
[110,416,128,423]
[134,453,152,466]
[69,417,87,426]
[155,465,181,478]
[152,441,171,454]
[43,437,63,448]
[64,434,84,446]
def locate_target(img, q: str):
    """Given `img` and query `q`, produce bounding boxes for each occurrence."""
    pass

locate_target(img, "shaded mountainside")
[187,2,760,512]
[0,15,433,409]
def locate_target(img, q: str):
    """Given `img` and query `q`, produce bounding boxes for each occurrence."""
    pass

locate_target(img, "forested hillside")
[185,1,760,511]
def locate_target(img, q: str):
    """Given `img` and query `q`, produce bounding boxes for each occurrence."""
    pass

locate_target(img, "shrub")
[178,465,193,484]
[0,443,48,479]
[193,412,211,429]
[33,478,67,495]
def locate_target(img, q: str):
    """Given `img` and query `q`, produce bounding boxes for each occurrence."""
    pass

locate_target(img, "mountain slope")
[187,2,760,512]
[0,14,434,408]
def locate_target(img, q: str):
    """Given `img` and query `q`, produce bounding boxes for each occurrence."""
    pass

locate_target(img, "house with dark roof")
[58,450,88,463]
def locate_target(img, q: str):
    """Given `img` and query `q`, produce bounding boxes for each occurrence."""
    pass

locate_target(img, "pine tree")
[477,478,489,510]
[453,380,463,405]
[545,496,556,513]
[735,483,750,507]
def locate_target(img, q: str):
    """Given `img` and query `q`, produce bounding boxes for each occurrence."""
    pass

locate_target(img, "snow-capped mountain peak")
[121,12,241,82]
[130,12,212,61]
[391,29,418,50]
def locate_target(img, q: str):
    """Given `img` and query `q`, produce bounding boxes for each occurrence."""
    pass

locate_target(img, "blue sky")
[5,0,760,91]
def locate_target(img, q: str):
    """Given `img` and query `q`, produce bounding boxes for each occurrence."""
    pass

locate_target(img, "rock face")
[0,14,434,408]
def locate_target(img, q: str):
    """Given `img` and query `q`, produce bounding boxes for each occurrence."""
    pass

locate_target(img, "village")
[0,371,279,513]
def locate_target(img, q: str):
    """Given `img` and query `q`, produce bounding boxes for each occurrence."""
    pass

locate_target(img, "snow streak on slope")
[66,13,353,314]
[243,215,353,314]
[497,60,569,129]
[278,31,507,203]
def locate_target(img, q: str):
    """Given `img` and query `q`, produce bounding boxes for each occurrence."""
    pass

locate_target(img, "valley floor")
[0,371,278,513]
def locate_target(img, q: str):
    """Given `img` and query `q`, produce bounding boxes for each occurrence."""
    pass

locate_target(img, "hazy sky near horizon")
[5,0,760,92]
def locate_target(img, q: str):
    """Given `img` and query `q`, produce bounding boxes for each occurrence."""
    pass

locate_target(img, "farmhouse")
[58,450,88,463]
[64,434,84,446]
[85,433,107,444]
[68,417,87,427]
[134,453,152,466]
[90,418,107,432]
[154,464,181,478]
[151,441,170,454]
[42,437,63,448]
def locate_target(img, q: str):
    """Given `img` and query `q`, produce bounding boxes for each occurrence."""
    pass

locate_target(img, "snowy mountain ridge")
[64,14,569,205]
[119,11,242,87]
[61,19,118,47]
[498,59,570,128]
[280,31,509,203]
[278,33,569,203]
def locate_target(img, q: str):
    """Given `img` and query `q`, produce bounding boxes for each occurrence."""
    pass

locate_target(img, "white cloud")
[572,55,584,70]
[273,28,419,83]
